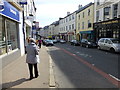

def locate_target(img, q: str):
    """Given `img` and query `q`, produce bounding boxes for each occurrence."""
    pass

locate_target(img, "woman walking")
[26,38,40,80]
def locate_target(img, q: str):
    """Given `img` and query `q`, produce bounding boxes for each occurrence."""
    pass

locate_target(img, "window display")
[0,15,19,55]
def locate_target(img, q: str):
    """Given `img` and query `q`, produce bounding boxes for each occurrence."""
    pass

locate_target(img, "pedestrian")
[26,38,40,80]
[38,39,42,48]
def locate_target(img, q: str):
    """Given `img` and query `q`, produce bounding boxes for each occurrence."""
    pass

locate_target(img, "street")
[47,43,119,88]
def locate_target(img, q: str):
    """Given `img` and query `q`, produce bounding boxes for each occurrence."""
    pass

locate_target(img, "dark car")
[80,39,97,48]
[70,40,80,46]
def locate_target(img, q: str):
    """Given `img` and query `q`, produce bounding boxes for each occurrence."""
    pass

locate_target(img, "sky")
[34,0,94,28]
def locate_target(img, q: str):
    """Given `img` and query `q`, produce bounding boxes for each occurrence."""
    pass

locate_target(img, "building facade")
[76,3,94,41]
[59,18,67,40]
[0,0,36,68]
[94,0,120,41]
[65,12,76,41]
[0,0,24,68]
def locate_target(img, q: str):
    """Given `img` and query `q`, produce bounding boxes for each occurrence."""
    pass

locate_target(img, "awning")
[80,30,93,34]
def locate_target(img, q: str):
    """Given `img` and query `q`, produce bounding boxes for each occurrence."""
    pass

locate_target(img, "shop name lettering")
[102,20,118,24]
[10,8,16,15]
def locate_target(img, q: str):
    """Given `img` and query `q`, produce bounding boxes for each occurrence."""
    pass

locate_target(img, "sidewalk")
[2,45,51,89]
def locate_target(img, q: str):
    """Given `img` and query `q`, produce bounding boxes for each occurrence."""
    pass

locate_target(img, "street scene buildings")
[39,0,120,43]
[0,0,120,89]
[0,0,37,67]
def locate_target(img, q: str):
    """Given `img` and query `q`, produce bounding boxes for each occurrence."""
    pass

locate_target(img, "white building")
[94,0,120,22]
[65,12,76,41]
[59,18,67,40]
[59,11,76,41]
[0,0,36,69]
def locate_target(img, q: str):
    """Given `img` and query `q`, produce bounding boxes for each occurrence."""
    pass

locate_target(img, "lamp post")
[20,0,27,53]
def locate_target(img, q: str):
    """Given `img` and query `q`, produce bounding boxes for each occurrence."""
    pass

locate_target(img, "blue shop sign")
[80,30,93,34]
[0,0,19,21]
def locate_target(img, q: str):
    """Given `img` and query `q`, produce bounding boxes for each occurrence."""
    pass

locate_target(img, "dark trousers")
[28,63,38,78]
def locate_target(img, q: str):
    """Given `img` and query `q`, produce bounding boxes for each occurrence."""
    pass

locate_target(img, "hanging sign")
[19,0,27,5]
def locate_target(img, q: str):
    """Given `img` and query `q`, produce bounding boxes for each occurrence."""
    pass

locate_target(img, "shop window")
[6,19,18,52]
[0,15,6,55]
[0,16,19,56]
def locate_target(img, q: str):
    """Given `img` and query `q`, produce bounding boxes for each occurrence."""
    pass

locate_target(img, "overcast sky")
[34,0,94,28]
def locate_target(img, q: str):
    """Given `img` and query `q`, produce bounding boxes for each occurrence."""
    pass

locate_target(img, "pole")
[22,5,26,53]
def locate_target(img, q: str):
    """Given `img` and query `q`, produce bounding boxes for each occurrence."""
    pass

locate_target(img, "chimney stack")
[67,12,70,15]
[78,5,82,10]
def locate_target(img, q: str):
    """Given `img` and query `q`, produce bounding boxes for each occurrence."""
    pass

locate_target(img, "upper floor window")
[69,16,71,21]
[88,20,91,28]
[83,12,84,18]
[96,10,99,22]
[72,15,74,19]
[66,26,68,31]
[78,15,80,20]
[78,23,80,30]
[69,25,71,30]
[66,18,68,22]
[104,7,110,16]
[72,24,74,29]
[97,0,100,5]
[82,22,84,29]
[88,9,90,16]
[113,3,118,18]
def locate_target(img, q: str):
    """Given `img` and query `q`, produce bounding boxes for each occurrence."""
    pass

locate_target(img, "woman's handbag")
[35,55,40,63]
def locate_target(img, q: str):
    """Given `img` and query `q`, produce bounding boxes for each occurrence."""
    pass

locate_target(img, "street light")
[19,0,27,53]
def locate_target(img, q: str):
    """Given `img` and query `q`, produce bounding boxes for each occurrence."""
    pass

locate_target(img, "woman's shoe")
[35,75,39,78]
[29,77,34,80]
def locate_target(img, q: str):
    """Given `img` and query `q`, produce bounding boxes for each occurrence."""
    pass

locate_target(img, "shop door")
[106,31,112,38]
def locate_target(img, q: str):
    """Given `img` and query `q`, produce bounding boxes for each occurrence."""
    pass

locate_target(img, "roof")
[76,2,94,13]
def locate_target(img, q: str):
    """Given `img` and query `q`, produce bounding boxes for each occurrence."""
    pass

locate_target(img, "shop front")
[80,30,94,41]
[94,18,120,42]
[67,32,75,41]
[0,1,23,68]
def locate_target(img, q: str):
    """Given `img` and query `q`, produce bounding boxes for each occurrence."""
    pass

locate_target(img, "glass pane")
[6,19,18,52]
[0,15,6,55]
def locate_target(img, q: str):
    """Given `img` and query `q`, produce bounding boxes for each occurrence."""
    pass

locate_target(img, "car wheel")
[98,46,101,50]
[110,48,115,53]
[86,45,89,48]
[80,44,83,47]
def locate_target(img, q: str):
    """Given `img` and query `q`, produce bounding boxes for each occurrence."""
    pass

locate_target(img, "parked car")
[60,40,66,44]
[42,39,49,45]
[97,38,120,53]
[52,39,58,43]
[70,40,80,46]
[80,39,97,48]
[46,40,54,46]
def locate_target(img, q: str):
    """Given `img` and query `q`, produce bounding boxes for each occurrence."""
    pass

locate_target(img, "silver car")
[97,38,120,53]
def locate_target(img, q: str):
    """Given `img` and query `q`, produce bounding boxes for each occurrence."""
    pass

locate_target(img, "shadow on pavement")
[2,78,29,89]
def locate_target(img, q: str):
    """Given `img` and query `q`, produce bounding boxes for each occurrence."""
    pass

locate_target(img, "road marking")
[67,48,71,50]
[109,74,120,81]
[72,54,76,56]
[76,52,80,54]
